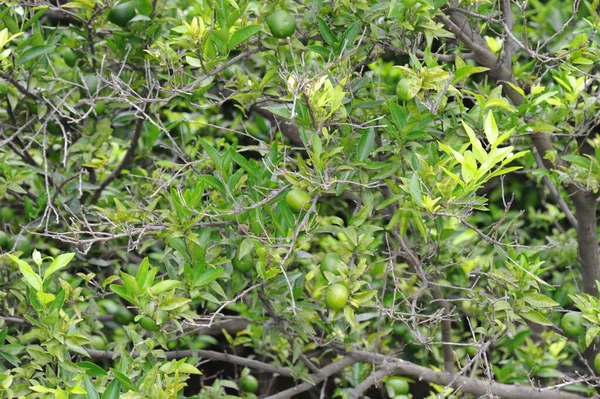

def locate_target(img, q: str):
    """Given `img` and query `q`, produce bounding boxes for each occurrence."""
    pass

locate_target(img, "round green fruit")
[561,312,586,337]
[108,2,136,27]
[0,231,8,248]
[594,352,600,374]
[0,81,8,95]
[266,10,296,39]
[396,78,419,102]
[402,0,418,6]
[0,207,13,222]
[232,255,254,273]
[325,283,349,310]
[321,253,343,276]
[393,396,410,399]
[386,377,409,396]
[90,336,106,350]
[0,231,13,249]
[138,316,159,332]
[14,236,32,255]
[60,47,78,68]
[240,374,259,393]
[285,189,311,213]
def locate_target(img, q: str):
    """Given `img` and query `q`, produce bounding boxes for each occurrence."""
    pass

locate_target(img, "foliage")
[1,0,600,398]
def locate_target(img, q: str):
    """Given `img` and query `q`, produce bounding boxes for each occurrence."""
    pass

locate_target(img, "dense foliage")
[1,0,600,398]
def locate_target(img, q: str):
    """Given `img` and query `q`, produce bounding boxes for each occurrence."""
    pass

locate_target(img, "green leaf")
[101,379,120,399]
[7,255,42,291]
[149,280,180,295]
[198,292,220,304]
[385,208,403,231]
[197,138,223,171]
[317,17,337,46]
[0,12,19,33]
[349,191,373,227]
[176,362,202,374]
[48,289,66,314]
[109,369,134,391]
[228,25,262,49]
[586,325,600,348]
[340,21,362,50]
[135,0,154,15]
[357,128,376,161]
[562,155,593,170]
[168,238,191,262]
[78,361,108,377]
[462,121,487,162]
[109,284,135,305]
[520,309,553,326]
[0,350,19,367]
[135,258,151,289]
[307,45,330,56]
[185,56,202,67]
[483,111,498,147]
[22,7,49,31]
[159,297,191,311]
[44,253,75,279]
[521,293,559,308]
[194,267,224,287]
[388,101,406,132]
[18,45,56,65]
[36,291,55,305]
[83,376,100,399]
[343,305,355,327]
[119,271,139,296]
[170,187,191,222]
[409,174,423,207]
[493,300,512,312]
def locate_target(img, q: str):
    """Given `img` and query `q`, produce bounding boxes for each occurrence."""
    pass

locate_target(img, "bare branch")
[347,350,589,399]
[87,348,294,377]
[532,148,578,230]
[348,364,395,399]
[502,0,514,66]
[89,103,148,204]
[262,357,357,399]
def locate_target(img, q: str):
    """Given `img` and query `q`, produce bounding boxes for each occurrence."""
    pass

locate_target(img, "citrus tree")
[1,0,600,398]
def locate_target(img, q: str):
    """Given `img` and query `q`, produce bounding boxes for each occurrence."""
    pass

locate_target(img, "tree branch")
[262,356,356,399]
[347,350,588,399]
[502,0,514,67]
[89,104,148,205]
[84,345,589,399]
[252,105,304,147]
[0,71,39,101]
[87,348,294,377]
[572,192,600,295]
[393,230,455,374]
[348,363,395,399]
[532,148,578,230]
